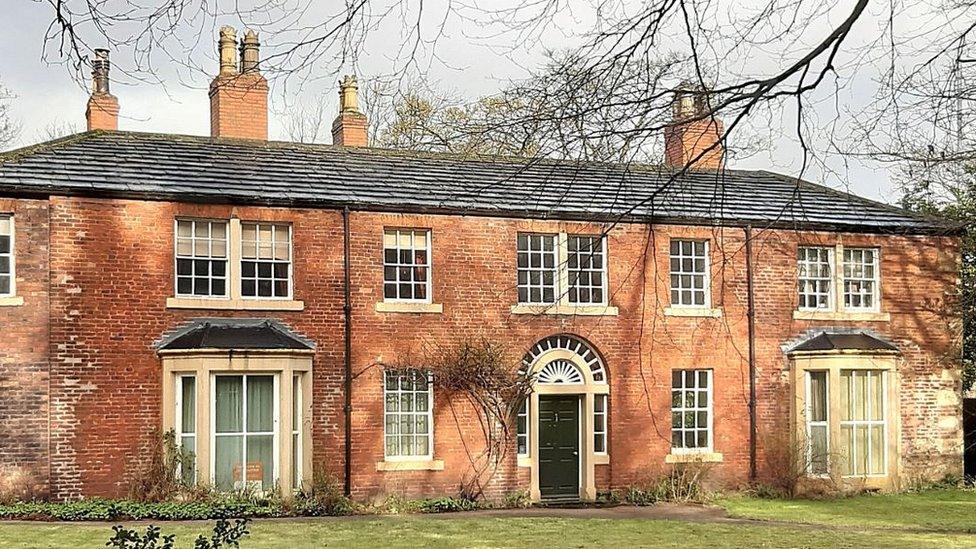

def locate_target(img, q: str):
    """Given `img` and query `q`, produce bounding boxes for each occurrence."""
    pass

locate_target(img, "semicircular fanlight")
[521,334,607,384]
[536,360,584,384]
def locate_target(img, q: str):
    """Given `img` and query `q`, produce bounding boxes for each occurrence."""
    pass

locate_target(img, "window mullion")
[558,232,569,306]
[229,218,243,301]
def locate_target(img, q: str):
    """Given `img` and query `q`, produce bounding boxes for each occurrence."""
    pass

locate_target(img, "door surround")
[521,335,609,502]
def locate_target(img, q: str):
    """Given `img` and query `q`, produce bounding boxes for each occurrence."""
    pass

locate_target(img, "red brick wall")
[1,194,960,500]
[0,198,51,494]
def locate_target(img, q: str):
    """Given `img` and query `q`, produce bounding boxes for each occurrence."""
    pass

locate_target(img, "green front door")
[538,395,580,499]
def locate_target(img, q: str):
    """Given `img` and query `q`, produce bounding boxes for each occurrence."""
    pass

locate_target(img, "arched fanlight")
[536,360,585,384]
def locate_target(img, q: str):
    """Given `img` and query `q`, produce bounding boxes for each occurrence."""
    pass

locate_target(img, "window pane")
[809,371,827,422]
[247,376,275,432]
[180,377,196,434]
[246,434,274,490]
[215,377,243,433]
[215,435,243,491]
[810,424,828,475]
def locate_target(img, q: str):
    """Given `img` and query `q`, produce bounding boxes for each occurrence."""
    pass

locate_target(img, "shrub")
[107,519,249,549]
[418,496,480,513]
[623,461,712,506]
[293,470,353,516]
[502,490,531,509]
[107,524,175,549]
[0,495,284,521]
[0,465,44,504]
[128,430,195,503]
[623,486,658,506]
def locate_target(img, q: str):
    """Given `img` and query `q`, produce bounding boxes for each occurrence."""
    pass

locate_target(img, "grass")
[717,487,976,533]
[1,515,975,549]
[3,489,976,548]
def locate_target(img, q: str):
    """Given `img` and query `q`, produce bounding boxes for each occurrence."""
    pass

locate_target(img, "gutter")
[342,206,353,496]
[745,225,757,484]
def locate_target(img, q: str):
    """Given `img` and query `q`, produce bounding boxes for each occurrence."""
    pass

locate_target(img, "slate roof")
[157,318,314,351]
[788,331,899,354]
[0,131,958,235]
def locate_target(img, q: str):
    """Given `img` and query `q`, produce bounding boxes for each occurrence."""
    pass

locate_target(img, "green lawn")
[718,488,976,533]
[0,515,974,549]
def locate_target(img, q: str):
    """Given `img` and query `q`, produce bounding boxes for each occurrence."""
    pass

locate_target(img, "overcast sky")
[0,2,904,203]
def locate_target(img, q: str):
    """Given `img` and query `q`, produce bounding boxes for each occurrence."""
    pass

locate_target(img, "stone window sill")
[510,304,619,316]
[664,307,722,318]
[375,459,445,472]
[792,310,890,322]
[665,452,723,464]
[166,297,305,311]
[375,301,444,314]
[517,455,532,468]
[594,453,610,465]
[0,296,24,307]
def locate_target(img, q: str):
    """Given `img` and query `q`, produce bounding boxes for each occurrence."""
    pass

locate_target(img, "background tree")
[0,80,20,150]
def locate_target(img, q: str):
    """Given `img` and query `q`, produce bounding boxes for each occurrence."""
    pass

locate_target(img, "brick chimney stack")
[86,49,120,131]
[331,75,368,147]
[663,87,724,171]
[209,27,268,140]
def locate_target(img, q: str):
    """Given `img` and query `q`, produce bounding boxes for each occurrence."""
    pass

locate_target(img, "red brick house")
[0,29,964,503]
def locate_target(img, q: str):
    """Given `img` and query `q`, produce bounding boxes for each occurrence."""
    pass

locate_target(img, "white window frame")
[840,369,887,477]
[292,373,302,490]
[669,239,711,308]
[670,369,713,454]
[174,218,230,299]
[805,371,829,477]
[566,234,609,306]
[383,370,434,461]
[842,247,881,312]
[209,373,280,491]
[240,222,294,301]
[516,232,610,307]
[382,228,433,303]
[174,374,197,483]
[516,398,529,457]
[516,232,559,305]
[0,214,13,298]
[594,394,608,455]
[797,246,834,311]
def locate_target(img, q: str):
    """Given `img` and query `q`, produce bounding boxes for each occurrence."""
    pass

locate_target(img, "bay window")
[793,353,895,485]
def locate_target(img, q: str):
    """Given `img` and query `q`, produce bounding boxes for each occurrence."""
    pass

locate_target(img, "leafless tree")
[0,80,20,150]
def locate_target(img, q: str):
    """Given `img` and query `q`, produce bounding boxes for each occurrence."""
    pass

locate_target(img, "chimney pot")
[218,26,238,76]
[332,74,368,147]
[85,48,119,131]
[664,87,724,170]
[240,30,260,73]
[209,26,268,140]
